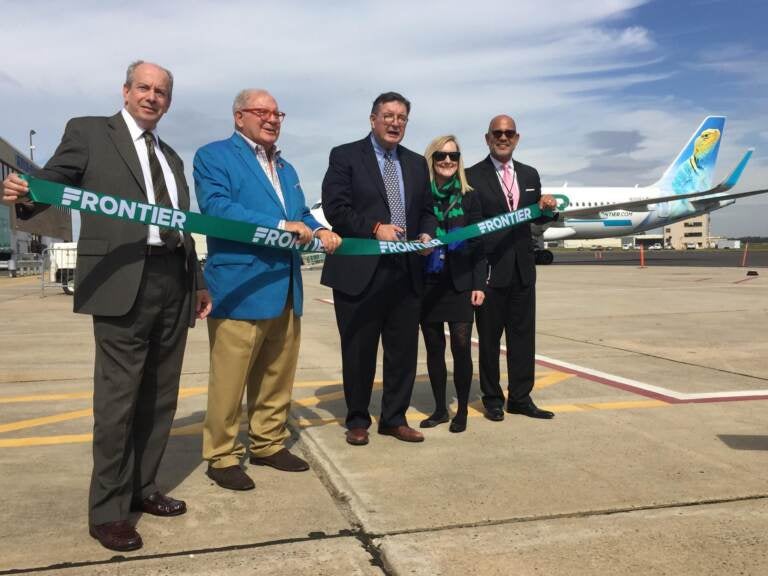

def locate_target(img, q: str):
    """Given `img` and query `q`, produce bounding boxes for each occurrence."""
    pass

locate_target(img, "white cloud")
[1,0,765,235]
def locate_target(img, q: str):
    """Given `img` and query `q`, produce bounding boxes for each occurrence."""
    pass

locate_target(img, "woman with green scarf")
[419,135,486,433]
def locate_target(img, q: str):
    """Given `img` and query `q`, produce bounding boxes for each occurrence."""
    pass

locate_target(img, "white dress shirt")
[120,108,181,246]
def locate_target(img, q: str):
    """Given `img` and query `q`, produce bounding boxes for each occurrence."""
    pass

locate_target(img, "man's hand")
[315,229,342,254]
[417,233,434,256]
[196,289,213,320]
[375,224,404,242]
[284,221,313,244]
[471,290,485,306]
[2,173,31,205]
[538,194,558,211]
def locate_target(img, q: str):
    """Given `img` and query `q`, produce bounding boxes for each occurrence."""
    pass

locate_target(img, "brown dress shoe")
[89,520,143,552]
[132,491,187,516]
[346,428,369,446]
[377,425,424,443]
[206,465,255,491]
[249,448,309,472]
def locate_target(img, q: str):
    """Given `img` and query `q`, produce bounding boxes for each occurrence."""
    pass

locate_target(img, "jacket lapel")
[361,138,389,206]
[159,140,189,211]
[482,156,508,213]
[231,134,287,217]
[107,113,146,197]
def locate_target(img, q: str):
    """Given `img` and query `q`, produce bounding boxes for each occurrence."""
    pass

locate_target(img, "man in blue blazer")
[194,89,340,491]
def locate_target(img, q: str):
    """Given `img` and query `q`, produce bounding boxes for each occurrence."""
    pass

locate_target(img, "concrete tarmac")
[0,263,766,575]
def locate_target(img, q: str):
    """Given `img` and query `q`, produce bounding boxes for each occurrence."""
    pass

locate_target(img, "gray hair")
[124,60,174,99]
[232,89,271,114]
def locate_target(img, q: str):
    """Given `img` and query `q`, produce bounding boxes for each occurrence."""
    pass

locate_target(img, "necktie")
[142,131,181,249]
[502,163,519,211]
[383,151,407,236]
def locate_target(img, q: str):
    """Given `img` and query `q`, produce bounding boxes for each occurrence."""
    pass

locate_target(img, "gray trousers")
[89,250,189,525]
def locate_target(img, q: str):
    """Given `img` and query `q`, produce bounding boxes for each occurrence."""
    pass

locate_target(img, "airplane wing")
[560,150,757,218]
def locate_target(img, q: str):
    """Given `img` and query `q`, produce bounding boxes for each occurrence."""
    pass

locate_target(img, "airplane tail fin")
[655,116,725,194]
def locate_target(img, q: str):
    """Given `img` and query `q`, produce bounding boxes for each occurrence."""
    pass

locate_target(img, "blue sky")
[1,0,766,236]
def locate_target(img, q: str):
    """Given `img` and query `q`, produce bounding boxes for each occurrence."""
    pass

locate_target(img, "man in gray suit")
[2,60,212,552]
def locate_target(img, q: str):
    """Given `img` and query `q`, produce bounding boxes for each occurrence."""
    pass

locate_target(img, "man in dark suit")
[321,92,436,446]
[2,61,212,552]
[466,115,558,422]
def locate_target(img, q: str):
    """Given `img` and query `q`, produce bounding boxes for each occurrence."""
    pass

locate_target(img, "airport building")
[664,214,711,250]
[0,135,72,264]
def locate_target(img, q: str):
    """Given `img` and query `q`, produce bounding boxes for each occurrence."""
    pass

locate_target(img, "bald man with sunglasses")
[466,115,558,423]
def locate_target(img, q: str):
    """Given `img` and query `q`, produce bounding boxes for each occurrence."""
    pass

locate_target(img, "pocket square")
[525,188,536,191]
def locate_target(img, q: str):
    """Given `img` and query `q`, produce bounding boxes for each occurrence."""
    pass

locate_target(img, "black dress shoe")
[250,448,309,472]
[419,412,450,428]
[132,491,186,516]
[89,520,142,552]
[449,416,467,433]
[206,465,255,491]
[484,407,505,421]
[507,400,555,419]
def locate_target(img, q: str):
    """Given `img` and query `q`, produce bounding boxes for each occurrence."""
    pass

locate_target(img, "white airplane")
[534,115,766,263]
[311,116,766,263]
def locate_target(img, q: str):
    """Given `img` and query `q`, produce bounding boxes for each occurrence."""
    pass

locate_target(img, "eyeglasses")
[379,112,409,125]
[491,129,517,139]
[240,108,286,122]
[432,151,461,162]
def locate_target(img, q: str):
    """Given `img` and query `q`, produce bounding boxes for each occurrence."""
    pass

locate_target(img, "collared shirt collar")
[370,132,398,161]
[237,130,281,160]
[121,108,158,144]
[490,155,514,172]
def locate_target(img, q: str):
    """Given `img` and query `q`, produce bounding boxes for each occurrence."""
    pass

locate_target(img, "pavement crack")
[0,532,355,575]
[370,493,768,540]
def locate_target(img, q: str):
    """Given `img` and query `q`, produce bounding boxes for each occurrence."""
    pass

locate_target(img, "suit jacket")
[193,133,320,320]
[466,156,552,288]
[433,190,487,292]
[19,113,204,323]
[320,136,437,296]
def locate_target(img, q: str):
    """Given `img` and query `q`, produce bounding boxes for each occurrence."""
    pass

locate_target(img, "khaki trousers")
[203,305,300,467]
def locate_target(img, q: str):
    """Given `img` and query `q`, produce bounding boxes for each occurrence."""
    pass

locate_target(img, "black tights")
[420,321,473,418]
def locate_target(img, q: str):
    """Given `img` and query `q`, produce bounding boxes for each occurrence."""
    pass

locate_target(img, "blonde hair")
[424,134,473,195]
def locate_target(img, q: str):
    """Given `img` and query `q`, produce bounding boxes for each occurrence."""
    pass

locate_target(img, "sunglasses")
[491,129,517,139]
[432,151,461,162]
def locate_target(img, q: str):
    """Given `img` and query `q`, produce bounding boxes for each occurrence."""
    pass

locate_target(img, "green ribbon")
[24,176,566,256]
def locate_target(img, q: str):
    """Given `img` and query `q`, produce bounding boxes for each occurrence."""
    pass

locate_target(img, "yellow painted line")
[0,433,93,448]
[0,398,670,448]
[0,408,93,433]
[0,391,93,403]
[534,372,574,389]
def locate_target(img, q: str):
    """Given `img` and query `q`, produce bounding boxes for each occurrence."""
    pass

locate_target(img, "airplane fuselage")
[540,185,730,240]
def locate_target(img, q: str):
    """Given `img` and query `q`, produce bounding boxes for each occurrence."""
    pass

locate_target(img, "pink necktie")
[502,163,519,210]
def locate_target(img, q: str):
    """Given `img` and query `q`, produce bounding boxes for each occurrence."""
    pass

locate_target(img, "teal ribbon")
[24,176,567,256]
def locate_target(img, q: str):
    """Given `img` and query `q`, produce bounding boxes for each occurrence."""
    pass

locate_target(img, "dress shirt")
[490,155,519,211]
[120,108,181,245]
[236,131,286,230]
[370,133,405,208]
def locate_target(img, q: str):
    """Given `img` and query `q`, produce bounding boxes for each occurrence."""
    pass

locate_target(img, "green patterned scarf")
[431,176,464,237]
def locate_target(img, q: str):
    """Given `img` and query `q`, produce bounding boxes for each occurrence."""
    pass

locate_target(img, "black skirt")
[420,267,474,323]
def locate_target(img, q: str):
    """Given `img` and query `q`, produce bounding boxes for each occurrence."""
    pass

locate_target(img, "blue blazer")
[194,133,320,320]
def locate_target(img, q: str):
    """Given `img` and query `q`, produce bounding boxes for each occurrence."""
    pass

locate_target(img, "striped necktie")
[142,131,181,249]
[383,151,406,235]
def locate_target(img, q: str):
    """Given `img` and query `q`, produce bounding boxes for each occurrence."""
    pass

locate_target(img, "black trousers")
[89,250,189,525]
[475,276,536,410]
[333,257,420,430]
